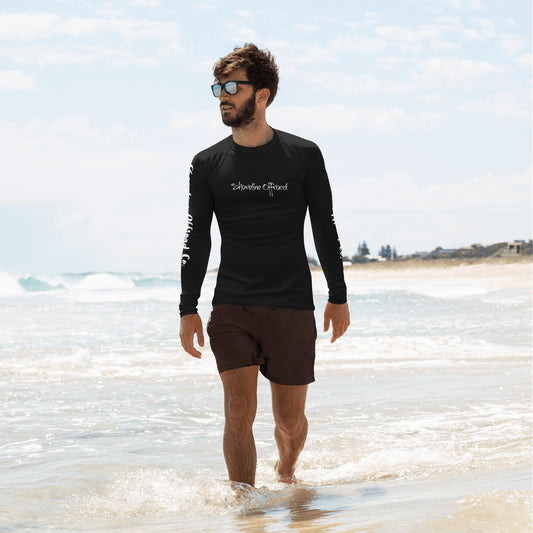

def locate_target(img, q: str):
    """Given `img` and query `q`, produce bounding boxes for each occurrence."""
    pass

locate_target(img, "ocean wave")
[18,275,65,292]
[0,271,180,296]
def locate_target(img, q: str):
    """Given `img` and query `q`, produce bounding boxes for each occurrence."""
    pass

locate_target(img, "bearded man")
[179,43,350,487]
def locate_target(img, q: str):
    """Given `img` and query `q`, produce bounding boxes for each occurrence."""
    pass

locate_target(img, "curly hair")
[213,43,279,106]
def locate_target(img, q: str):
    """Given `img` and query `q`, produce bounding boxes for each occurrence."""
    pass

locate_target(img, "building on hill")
[498,241,527,256]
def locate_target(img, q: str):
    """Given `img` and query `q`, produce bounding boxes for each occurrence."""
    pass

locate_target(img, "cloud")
[0,116,136,151]
[0,43,172,67]
[457,90,531,120]
[332,166,531,254]
[195,1,219,12]
[0,10,181,65]
[270,104,445,133]
[376,24,436,42]
[335,167,531,214]
[441,0,483,10]
[311,71,409,96]
[295,24,317,34]
[0,117,146,205]
[329,33,386,55]
[222,22,258,44]
[516,53,531,70]
[414,56,500,89]
[130,0,160,6]
[499,34,525,56]
[4,12,179,42]
[0,70,36,91]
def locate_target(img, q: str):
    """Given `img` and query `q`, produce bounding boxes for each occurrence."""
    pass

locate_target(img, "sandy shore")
[319,256,532,291]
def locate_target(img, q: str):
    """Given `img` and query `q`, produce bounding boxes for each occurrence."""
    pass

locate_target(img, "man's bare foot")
[274,460,297,484]
[229,481,255,497]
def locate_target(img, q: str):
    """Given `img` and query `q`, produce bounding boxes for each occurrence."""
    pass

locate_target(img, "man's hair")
[213,43,279,106]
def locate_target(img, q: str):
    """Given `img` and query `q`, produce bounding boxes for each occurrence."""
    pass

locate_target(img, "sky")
[0,0,531,273]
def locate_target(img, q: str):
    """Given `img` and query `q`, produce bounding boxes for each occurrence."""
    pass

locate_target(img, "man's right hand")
[179,313,204,358]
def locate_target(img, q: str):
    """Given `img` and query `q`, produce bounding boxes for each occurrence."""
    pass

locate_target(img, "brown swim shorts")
[206,305,317,385]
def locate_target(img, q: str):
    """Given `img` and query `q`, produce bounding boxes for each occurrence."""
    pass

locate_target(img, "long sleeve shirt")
[179,129,347,317]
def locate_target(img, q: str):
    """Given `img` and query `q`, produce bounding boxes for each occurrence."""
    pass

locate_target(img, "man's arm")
[179,157,213,356]
[304,145,350,342]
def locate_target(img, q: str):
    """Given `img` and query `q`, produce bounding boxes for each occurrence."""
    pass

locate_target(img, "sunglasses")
[211,80,254,97]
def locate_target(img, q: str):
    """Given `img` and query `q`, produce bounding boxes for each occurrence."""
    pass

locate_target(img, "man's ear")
[256,87,270,105]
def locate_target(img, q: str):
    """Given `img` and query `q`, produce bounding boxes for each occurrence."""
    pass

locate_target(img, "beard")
[221,92,256,128]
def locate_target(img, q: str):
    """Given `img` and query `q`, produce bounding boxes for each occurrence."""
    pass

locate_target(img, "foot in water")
[274,460,298,484]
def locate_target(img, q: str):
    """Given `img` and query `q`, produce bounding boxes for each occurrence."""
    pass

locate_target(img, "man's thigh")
[220,365,260,417]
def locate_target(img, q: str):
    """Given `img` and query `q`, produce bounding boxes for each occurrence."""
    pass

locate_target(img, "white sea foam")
[0,271,24,295]
[74,273,136,290]
[75,468,298,520]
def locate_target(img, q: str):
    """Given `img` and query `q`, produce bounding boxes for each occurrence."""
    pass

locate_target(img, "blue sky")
[0,0,531,272]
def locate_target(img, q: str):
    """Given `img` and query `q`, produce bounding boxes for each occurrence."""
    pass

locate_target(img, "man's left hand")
[323,302,350,343]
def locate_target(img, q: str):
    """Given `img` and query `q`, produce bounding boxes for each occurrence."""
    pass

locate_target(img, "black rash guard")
[179,129,347,317]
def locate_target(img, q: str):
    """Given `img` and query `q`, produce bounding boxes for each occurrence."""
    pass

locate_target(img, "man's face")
[216,68,257,128]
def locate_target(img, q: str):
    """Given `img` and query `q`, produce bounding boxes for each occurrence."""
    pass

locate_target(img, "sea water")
[0,269,531,532]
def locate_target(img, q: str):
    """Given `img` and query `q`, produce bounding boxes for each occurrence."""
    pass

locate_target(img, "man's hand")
[323,302,350,343]
[180,313,205,358]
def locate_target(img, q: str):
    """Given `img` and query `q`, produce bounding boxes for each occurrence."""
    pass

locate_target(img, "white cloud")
[499,34,525,56]
[222,20,258,44]
[336,167,531,214]
[0,116,137,159]
[295,24,317,34]
[0,117,185,204]
[441,0,483,10]
[457,90,531,120]
[269,104,445,133]
[0,70,36,91]
[516,53,531,70]
[196,1,219,12]
[131,0,160,6]
[414,57,500,89]
[0,11,181,65]
[0,44,170,67]
[329,33,386,55]
[311,71,409,96]
[0,11,59,40]
[333,166,531,253]
[503,17,517,28]
[471,18,495,37]
[375,24,440,43]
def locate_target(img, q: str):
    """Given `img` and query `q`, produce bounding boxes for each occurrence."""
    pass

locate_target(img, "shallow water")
[0,270,531,531]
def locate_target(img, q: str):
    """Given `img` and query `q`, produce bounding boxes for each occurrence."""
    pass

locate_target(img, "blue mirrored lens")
[225,81,237,95]
[212,84,221,97]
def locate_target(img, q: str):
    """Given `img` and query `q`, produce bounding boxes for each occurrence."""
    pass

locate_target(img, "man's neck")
[231,119,273,148]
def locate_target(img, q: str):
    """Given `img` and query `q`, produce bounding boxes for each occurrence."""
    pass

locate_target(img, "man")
[179,43,350,487]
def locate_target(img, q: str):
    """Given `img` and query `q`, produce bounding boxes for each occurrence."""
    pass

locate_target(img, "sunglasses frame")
[211,80,255,97]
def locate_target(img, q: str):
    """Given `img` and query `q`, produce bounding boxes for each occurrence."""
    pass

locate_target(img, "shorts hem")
[260,368,315,386]
[218,362,260,375]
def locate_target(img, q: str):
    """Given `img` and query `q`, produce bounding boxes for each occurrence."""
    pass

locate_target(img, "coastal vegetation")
[314,240,533,267]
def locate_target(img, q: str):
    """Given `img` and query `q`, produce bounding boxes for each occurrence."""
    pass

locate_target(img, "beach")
[0,258,531,531]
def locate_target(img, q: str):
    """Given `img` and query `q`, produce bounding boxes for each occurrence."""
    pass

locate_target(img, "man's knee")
[275,411,307,437]
[224,393,257,428]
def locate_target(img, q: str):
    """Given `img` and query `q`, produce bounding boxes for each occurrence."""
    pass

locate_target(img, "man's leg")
[220,365,259,486]
[271,382,308,483]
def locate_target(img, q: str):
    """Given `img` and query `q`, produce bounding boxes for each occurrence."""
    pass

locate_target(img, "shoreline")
[312,255,532,290]
[320,255,532,271]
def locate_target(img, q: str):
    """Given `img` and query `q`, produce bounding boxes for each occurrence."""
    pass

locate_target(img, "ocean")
[0,268,531,532]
